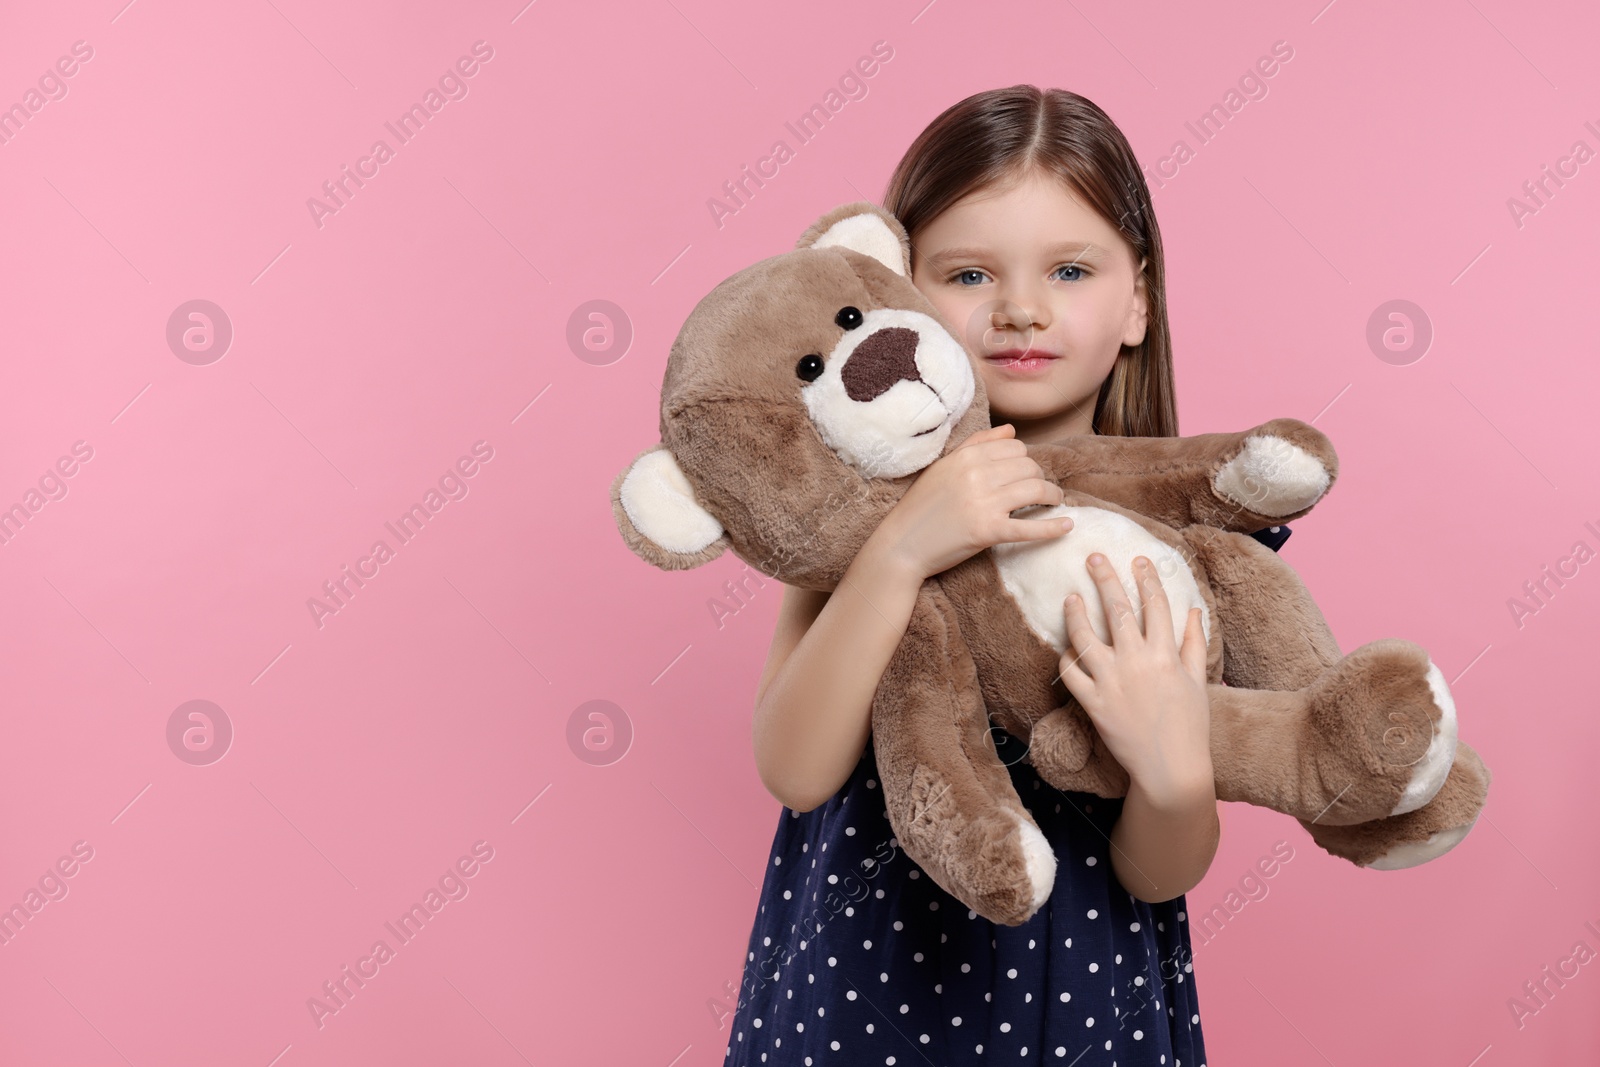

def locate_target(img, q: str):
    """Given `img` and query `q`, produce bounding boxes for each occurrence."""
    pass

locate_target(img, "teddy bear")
[611,201,1491,926]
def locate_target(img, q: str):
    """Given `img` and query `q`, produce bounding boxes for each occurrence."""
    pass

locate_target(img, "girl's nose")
[993,283,1051,336]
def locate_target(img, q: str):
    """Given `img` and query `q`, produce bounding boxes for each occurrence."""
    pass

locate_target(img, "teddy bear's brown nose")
[841,327,922,402]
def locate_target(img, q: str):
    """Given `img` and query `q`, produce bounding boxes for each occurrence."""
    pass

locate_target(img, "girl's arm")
[751,546,924,813]
[752,424,1071,812]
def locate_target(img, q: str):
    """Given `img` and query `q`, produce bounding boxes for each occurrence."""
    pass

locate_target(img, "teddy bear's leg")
[1182,527,1460,825]
[1298,738,1491,869]
[872,583,1057,927]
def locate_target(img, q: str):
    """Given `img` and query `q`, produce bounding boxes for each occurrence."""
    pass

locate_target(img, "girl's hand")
[1058,552,1213,807]
[869,424,1072,581]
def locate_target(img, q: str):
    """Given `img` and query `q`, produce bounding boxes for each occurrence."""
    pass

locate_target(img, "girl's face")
[909,168,1149,441]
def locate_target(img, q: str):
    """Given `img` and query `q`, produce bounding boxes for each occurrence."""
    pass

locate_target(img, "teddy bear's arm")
[1030,417,1338,531]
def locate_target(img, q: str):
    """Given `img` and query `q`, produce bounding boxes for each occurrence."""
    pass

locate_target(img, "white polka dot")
[1130,922,1140,932]
[1059,991,1071,1002]
[1055,1048,1066,1058]
[952,1016,962,1026]
[1089,963,1099,973]
[1086,856,1097,866]
[1104,1039,1112,1050]
[880,972,889,982]
[783,890,792,899]
[1116,954,1122,964]
[1007,968,1018,979]
[914,952,924,962]
[1192,1014,1200,1024]
[961,963,971,973]
[863,940,872,949]
[846,991,857,1001]
[1000,1022,1011,1033]
[830,1041,840,1050]
[1135,1030,1144,1040]
[753,1018,762,1028]
[774,857,781,865]
[1086,1017,1094,1026]
[900,1004,909,1014]
[828,957,837,967]
[1087,909,1098,919]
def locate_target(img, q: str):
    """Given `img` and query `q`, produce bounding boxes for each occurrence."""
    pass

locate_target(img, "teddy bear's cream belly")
[989,505,1211,654]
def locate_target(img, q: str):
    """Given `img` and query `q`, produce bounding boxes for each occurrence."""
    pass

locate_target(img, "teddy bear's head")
[612,202,992,590]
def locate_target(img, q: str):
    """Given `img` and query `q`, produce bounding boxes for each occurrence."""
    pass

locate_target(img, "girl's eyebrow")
[923,241,1105,268]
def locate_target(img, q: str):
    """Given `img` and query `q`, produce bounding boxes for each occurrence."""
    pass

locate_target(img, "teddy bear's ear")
[611,444,730,571]
[795,202,911,277]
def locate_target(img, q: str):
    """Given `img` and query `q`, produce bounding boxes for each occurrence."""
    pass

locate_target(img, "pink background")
[1,0,1596,1063]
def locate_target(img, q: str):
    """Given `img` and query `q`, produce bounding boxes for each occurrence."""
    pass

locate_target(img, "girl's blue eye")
[954,269,987,286]
[1054,264,1085,282]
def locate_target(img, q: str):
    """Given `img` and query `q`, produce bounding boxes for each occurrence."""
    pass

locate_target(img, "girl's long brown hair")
[883,85,1177,437]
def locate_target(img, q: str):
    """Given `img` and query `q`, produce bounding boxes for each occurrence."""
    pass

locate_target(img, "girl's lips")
[985,350,1059,373]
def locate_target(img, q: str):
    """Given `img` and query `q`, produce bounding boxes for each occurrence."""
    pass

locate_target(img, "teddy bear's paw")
[1212,434,1333,518]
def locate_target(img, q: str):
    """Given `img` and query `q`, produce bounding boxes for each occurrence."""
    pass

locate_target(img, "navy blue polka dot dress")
[723,525,1292,1067]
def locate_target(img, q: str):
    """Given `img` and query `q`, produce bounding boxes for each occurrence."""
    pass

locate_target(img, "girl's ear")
[795,202,912,277]
[611,444,730,571]
[1123,264,1151,348]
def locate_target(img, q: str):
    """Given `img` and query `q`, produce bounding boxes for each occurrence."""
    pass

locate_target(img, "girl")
[725,86,1291,1066]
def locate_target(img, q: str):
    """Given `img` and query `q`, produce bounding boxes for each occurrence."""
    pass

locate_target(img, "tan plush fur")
[612,202,1491,926]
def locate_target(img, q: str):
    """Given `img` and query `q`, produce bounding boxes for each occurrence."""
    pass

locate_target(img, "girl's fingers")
[1085,553,1138,644]
[997,476,1066,514]
[1060,592,1107,674]
[957,423,1014,450]
[1057,648,1095,705]
[1180,606,1209,681]
[1133,556,1175,648]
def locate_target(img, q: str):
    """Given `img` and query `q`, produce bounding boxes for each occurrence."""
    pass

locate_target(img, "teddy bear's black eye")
[835,306,863,330]
[795,354,825,382]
